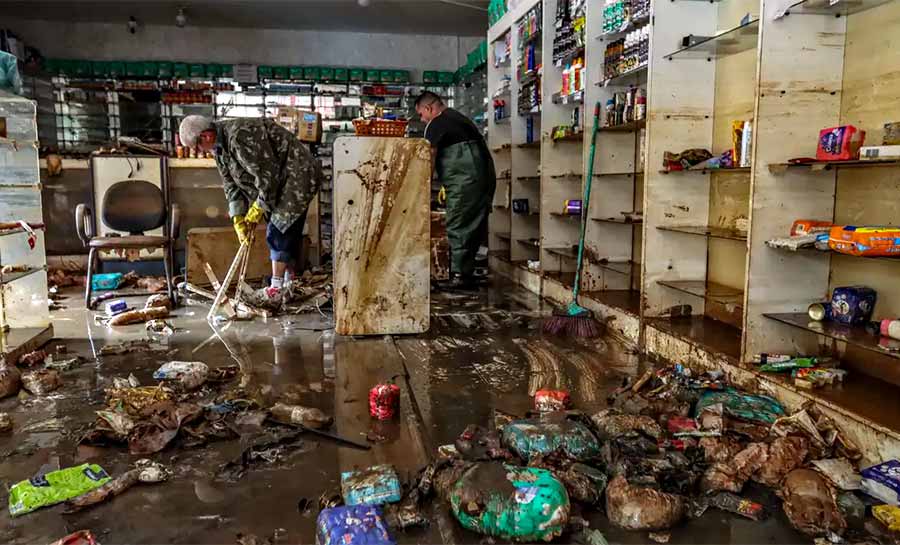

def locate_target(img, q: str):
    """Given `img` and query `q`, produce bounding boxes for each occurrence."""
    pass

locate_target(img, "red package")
[369,382,400,420]
[816,125,865,161]
[790,219,833,237]
[534,389,571,412]
[666,416,698,434]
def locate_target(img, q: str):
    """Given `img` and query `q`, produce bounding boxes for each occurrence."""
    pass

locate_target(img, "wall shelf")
[767,158,900,174]
[657,225,748,242]
[545,246,578,259]
[517,175,541,182]
[517,142,541,149]
[779,0,894,16]
[597,65,648,87]
[658,280,744,309]
[551,90,584,105]
[517,238,541,248]
[0,267,46,286]
[660,166,751,175]
[552,132,585,143]
[592,217,643,225]
[599,119,646,132]
[765,313,900,360]
[664,18,760,61]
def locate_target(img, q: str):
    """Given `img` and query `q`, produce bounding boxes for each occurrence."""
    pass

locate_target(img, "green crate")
[303,66,320,81]
[378,69,393,82]
[42,58,58,74]
[289,66,304,80]
[319,67,334,81]
[173,62,189,78]
[123,61,141,77]
[157,61,173,78]
[220,64,233,78]
[55,60,72,76]
[365,69,380,82]
[423,70,438,84]
[257,65,273,79]
[107,61,124,77]
[392,70,409,83]
[349,68,365,81]
[205,64,221,78]
[189,63,205,77]
[141,62,159,78]
[333,67,348,82]
[438,71,455,84]
[273,66,289,80]
[91,61,110,77]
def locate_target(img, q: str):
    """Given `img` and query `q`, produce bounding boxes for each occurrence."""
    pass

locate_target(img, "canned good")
[808,302,830,321]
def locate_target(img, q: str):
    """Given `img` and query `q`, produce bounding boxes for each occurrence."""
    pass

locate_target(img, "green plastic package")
[9,463,111,517]
[694,388,785,425]
[450,463,570,542]
[502,418,601,462]
[759,357,817,373]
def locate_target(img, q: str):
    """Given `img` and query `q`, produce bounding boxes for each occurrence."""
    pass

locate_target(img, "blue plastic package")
[861,460,900,506]
[316,505,395,545]
[830,286,877,325]
[91,272,124,291]
[501,418,601,462]
[341,465,401,506]
[695,388,785,425]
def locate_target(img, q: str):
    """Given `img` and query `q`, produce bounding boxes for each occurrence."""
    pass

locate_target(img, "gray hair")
[179,115,214,148]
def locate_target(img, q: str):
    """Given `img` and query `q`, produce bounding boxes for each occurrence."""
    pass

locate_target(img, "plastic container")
[303,66,321,81]
[91,272,124,291]
[316,505,395,545]
[272,66,289,80]
[349,68,365,82]
[341,465,402,506]
[830,286,877,325]
[334,68,349,82]
[365,69,380,83]
[881,319,900,341]
[189,63,205,78]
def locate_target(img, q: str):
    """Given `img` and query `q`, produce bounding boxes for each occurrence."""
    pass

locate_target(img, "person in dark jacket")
[179,115,321,299]
[415,91,496,290]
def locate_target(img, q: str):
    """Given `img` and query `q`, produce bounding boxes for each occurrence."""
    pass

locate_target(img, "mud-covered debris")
[0,412,12,433]
[105,306,169,326]
[535,389,571,412]
[698,436,744,464]
[341,465,402,506]
[146,319,175,335]
[606,475,686,530]
[812,459,861,491]
[502,417,601,462]
[47,530,97,545]
[106,385,170,415]
[780,468,846,537]
[99,339,167,356]
[491,409,518,432]
[63,460,169,513]
[16,349,47,367]
[112,374,141,389]
[220,428,305,481]
[153,361,209,391]
[129,401,203,455]
[837,491,866,530]
[701,442,768,493]
[695,388,785,426]
[648,531,670,543]
[270,402,333,430]
[21,369,61,395]
[44,355,84,371]
[557,463,608,505]
[755,436,808,487]
[8,463,111,517]
[145,293,173,310]
[707,491,766,520]
[208,365,240,383]
[317,505,393,545]
[0,364,21,398]
[95,410,135,440]
[455,425,513,461]
[384,501,429,530]
[591,409,662,440]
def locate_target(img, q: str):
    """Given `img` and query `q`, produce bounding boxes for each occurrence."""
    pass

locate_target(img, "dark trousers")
[266,211,307,264]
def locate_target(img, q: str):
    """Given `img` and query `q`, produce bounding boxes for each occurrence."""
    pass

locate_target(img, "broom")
[543,101,603,338]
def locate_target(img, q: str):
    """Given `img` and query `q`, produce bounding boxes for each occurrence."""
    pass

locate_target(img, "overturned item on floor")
[47,531,98,545]
[502,417,601,462]
[341,465,402,506]
[270,402,333,430]
[317,505,396,545]
[860,460,900,505]
[0,412,12,433]
[21,369,61,395]
[8,463,112,517]
[105,305,169,326]
[153,361,209,391]
[605,475,686,531]
[534,389,571,412]
[780,468,846,536]
[63,460,169,513]
[449,462,570,542]
[369,382,401,420]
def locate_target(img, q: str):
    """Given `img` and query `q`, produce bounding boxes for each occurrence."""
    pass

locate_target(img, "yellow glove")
[438,186,447,205]
[245,201,265,225]
[233,215,252,245]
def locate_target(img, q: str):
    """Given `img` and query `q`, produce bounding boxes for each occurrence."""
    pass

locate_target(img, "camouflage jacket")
[214,118,321,233]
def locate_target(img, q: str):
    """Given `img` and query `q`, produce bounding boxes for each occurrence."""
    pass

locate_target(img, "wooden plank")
[333,137,431,336]
[185,226,270,287]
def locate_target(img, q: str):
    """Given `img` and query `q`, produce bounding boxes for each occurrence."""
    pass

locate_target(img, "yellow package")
[732,120,745,166]
[874,505,900,531]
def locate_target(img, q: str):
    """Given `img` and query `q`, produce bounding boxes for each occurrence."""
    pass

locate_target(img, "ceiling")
[4,0,490,36]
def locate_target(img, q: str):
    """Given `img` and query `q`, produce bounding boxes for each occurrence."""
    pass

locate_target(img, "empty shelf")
[657,225,748,241]
[660,167,751,175]
[657,280,744,309]
[517,238,540,248]
[517,176,541,182]
[545,246,579,259]
[599,119,646,132]
[779,0,894,16]
[664,18,760,61]
[516,141,541,149]
[768,158,900,174]
[764,313,900,361]
[592,217,643,225]
[0,267,44,286]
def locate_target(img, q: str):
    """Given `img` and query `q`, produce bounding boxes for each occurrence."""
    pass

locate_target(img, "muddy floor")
[0,283,809,544]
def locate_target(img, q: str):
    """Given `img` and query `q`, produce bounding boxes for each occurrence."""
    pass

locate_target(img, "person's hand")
[245,201,265,226]
[233,215,252,245]
[438,186,447,205]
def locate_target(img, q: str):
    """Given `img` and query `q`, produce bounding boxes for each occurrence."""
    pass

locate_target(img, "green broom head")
[564,300,592,318]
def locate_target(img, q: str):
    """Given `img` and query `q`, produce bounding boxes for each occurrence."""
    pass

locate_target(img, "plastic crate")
[320,67,335,81]
[141,62,159,78]
[303,66,320,81]
[205,64,221,78]
[438,71,455,84]
[91,61,110,77]
[334,67,349,82]
[423,70,438,84]
[189,63,205,78]
[220,64,233,78]
[289,66,304,80]
[378,69,393,82]
[349,68,365,81]
[392,70,409,83]
[257,65,274,79]
[353,119,408,137]
[125,62,142,78]
[157,62,173,78]
[365,69,380,82]
[173,63,189,78]
[273,66,289,80]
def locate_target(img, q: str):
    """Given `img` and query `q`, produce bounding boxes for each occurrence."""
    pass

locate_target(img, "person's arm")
[231,123,281,215]
[215,152,248,219]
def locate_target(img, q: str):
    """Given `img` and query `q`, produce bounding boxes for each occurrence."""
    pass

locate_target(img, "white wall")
[8,17,483,78]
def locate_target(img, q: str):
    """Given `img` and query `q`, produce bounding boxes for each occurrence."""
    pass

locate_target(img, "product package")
[534,389,570,412]
[790,219,833,237]
[316,505,395,545]
[341,465,402,506]
[564,200,582,216]
[830,286,877,325]
[91,272,124,291]
[9,464,111,517]
[828,226,900,257]
[816,125,866,161]
[512,198,530,214]
[860,460,900,506]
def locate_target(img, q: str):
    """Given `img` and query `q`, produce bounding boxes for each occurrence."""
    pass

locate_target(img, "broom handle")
[208,241,248,321]
[573,102,601,301]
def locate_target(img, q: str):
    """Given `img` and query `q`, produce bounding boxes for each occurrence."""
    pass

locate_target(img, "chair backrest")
[101,180,166,234]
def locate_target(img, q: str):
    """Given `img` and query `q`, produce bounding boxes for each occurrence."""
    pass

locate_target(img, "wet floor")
[0,283,809,544]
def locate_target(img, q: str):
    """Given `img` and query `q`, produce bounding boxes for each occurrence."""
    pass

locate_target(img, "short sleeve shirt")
[424,108,484,153]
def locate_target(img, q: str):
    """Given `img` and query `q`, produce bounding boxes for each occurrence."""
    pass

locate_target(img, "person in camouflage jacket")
[179,115,321,295]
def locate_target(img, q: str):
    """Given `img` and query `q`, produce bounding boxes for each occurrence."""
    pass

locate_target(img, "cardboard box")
[860,145,900,160]
[297,110,322,144]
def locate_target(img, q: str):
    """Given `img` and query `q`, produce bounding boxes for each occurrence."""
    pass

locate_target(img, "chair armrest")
[75,204,94,246]
[170,203,181,241]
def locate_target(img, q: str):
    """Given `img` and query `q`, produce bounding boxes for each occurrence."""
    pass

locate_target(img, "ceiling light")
[358,0,371,6]
[175,8,187,28]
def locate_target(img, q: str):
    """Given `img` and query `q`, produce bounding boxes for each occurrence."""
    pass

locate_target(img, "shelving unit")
[487,0,900,455]
[0,92,53,363]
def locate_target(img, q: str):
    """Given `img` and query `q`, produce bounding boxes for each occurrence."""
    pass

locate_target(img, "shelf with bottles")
[603,25,649,82]
[600,0,651,38]
[601,86,646,130]
[552,0,587,67]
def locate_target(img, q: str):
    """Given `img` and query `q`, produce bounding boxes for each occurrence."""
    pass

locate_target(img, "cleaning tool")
[543,102,603,338]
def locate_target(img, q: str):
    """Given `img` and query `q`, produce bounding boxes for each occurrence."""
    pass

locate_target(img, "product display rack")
[487,0,900,453]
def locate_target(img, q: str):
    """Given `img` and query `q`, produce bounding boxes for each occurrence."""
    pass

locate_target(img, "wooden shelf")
[549,212,581,219]
[543,270,575,288]
[495,232,511,240]
[664,18,760,61]
[517,176,541,182]
[0,267,45,286]
[551,90,584,105]
[648,315,742,361]
[768,158,900,174]
[550,173,583,180]
[658,280,744,309]
[583,289,641,316]
[660,167,751,175]
[516,141,541,149]
[599,119,646,133]
[552,132,585,143]
[493,204,508,210]
[593,259,638,276]
[597,64,648,87]
[657,225,748,242]
[591,217,643,225]
[764,313,900,361]
[595,171,644,177]
[545,246,579,259]
[517,238,540,248]
[1,325,54,365]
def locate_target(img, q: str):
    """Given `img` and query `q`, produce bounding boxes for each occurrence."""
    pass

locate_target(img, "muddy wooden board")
[185,226,270,287]
[332,137,431,336]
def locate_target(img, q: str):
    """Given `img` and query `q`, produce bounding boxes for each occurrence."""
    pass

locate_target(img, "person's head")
[415,91,445,124]
[179,115,216,151]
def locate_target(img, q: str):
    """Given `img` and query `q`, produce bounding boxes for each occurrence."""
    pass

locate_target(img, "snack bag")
[817,125,865,161]
[828,226,900,257]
